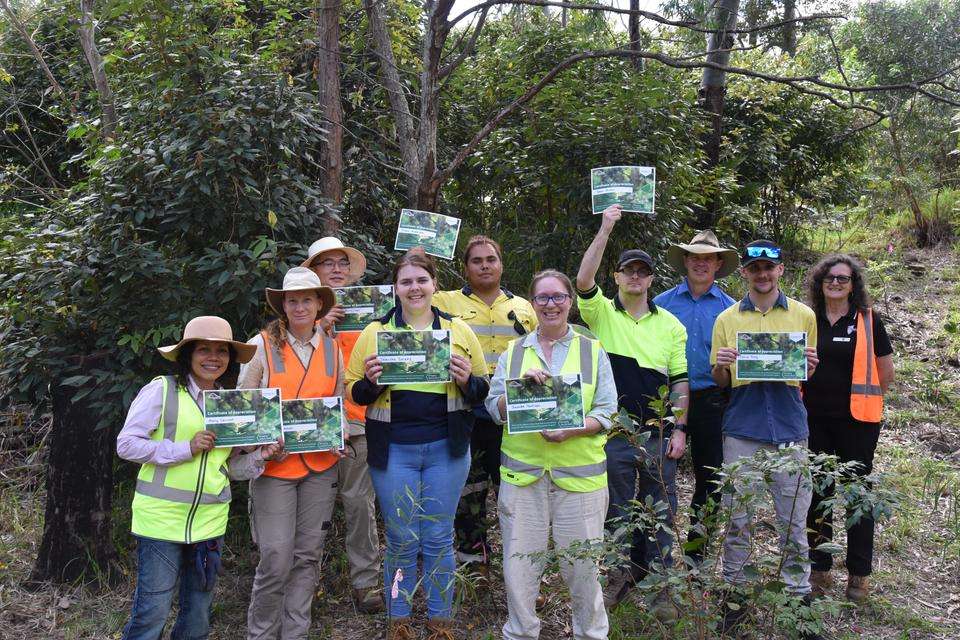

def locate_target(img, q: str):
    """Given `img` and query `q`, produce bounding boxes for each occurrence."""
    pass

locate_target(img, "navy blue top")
[654,279,735,391]
[389,390,449,444]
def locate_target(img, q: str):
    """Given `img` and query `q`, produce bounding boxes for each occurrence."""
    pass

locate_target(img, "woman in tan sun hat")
[116,316,281,640]
[303,237,385,614]
[238,267,348,640]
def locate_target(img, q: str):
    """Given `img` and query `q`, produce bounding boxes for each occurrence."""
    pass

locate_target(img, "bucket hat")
[157,316,257,363]
[265,267,336,318]
[301,237,367,281]
[666,230,739,278]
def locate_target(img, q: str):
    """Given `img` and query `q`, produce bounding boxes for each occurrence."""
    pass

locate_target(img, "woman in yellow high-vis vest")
[345,248,488,640]
[485,270,618,640]
[238,267,346,640]
[116,316,281,640]
[803,254,895,603]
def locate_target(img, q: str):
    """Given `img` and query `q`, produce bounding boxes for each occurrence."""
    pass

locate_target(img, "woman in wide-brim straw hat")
[238,266,348,640]
[664,229,739,279]
[117,316,281,640]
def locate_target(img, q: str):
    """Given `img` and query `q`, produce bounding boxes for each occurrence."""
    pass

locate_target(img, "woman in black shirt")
[803,254,894,603]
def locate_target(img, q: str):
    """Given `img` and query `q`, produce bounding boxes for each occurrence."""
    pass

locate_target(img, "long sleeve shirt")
[116,375,268,481]
[484,327,618,429]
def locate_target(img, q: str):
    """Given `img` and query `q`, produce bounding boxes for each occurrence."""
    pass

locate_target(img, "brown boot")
[846,575,870,603]
[425,617,456,640]
[809,569,832,598]
[386,617,416,640]
[354,586,386,614]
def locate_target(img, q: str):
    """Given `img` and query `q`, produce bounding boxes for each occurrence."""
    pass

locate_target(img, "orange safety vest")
[850,308,884,423]
[262,330,340,479]
[335,330,365,425]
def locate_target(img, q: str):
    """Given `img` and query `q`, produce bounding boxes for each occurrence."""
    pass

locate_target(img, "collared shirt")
[710,291,818,444]
[654,278,735,391]
[434,286,537,420]
[238,326,345,396]
[484,327,617,429]
[576,284,687,429]
[116,375,267,479]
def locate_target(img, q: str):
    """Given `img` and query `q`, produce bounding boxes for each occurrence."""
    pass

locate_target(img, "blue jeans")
[369,439,470,618]
[605,434,678,577]
[122,536,219,640]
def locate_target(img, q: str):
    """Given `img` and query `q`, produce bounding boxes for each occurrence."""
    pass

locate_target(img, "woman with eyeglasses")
[485,269,617,640]
[802,254,894,603]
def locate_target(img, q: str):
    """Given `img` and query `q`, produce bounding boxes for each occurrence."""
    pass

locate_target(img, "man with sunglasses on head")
[576,204,688,618]
[710,240,822,639]
[654,231,738,566]
[433,235,537,569]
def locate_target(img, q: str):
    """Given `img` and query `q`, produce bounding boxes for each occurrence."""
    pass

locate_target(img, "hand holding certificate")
[376,329,452,384]
[505,373,585,435]
[735,332,808,381]
[591,166,656,214]
[281,397,345,453]
[333,285,394,331]
[203,388,283,447]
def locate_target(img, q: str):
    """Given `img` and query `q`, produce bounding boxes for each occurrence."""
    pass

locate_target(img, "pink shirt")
[116,375,266,480]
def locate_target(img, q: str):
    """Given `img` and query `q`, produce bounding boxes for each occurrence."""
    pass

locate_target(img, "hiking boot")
[602,567,635,609]
[354,586,385,614]
[650,589,679,623]
[386,617,416,640]
[809,569,832,598]
[425,617,457,640]
[846,574,870,603]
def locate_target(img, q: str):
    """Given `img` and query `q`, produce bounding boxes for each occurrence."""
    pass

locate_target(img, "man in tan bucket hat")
[302,237,385,614]
[654,230,738,564]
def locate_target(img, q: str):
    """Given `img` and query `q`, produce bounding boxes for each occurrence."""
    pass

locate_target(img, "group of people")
[116,203,894,640]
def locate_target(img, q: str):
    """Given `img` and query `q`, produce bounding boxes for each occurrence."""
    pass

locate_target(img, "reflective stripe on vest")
[500,336,606,492]
[131,376,231,544]
[262,331,340,479]
[850,309,884,422]
[467,324,519,337]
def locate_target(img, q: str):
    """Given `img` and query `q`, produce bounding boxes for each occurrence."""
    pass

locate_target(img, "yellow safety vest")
[131,376,232,544]
[500,335,606,493]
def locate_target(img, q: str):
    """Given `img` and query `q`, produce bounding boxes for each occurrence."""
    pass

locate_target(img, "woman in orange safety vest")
[802,254,895,604]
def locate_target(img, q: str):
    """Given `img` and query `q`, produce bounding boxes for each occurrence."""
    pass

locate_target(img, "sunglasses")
[745,246,781,259]
[823,275,852,284]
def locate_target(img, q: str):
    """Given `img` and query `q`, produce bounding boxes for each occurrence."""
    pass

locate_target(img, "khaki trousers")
[247,467,338,640]
[499,477,609,640]
[337,434,380,589]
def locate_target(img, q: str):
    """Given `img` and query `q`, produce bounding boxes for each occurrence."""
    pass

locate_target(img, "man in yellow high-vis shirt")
[434,235,537,565]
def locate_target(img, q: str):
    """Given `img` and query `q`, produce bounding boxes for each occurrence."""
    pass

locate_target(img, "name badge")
[833,337,851,342]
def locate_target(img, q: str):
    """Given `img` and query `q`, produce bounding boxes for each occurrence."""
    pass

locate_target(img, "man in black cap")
[576,204,689,617]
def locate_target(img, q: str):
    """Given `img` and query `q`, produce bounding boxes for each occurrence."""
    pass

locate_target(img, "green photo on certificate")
[591,165,656,214]
[281,397,344,453]
[505,373,585,435]
[203,388,282,447]
[333,285,394,331]
[394,209,462,260]
[735,332,808,381]
[377,329,452,385]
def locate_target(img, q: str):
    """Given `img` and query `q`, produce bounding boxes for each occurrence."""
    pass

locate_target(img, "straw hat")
[265,267,336,317]
[665,230,739,278]
[301,237,367,281]
[157,316,257,363]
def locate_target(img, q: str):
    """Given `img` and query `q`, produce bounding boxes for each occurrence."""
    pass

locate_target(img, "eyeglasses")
[318,258,350,270]
[532,293,571,306]
[618,267,652,278]
[823,275,852,284]
[745,246,781,259]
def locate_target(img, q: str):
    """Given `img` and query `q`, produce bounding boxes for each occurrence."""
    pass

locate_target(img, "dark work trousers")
[686,386,728,561]
[454,417,502,556]
[807,415,881,577]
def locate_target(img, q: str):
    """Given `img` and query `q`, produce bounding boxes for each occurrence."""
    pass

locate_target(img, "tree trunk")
[782,0,797,56]
[889,115,929,246]
[29,353,119,587]
[744,0,760,47]
[696,0,741,229]
[415,1,451,211]
[629,0,643,72]
[79,0,118,139]
[316,0,343,233]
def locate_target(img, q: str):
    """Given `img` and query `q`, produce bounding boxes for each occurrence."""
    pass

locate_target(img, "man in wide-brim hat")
[303,237,386,615]
[655,230,739,566]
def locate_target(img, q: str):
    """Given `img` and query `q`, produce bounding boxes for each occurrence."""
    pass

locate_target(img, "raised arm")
[576,204,622,291]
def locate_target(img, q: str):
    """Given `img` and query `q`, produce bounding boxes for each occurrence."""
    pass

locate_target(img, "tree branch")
[78,0,118,139]
[439,7,488,80]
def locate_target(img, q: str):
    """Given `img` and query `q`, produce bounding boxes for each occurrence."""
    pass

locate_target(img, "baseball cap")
[740,240,783,267]
[616,249,655,272]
